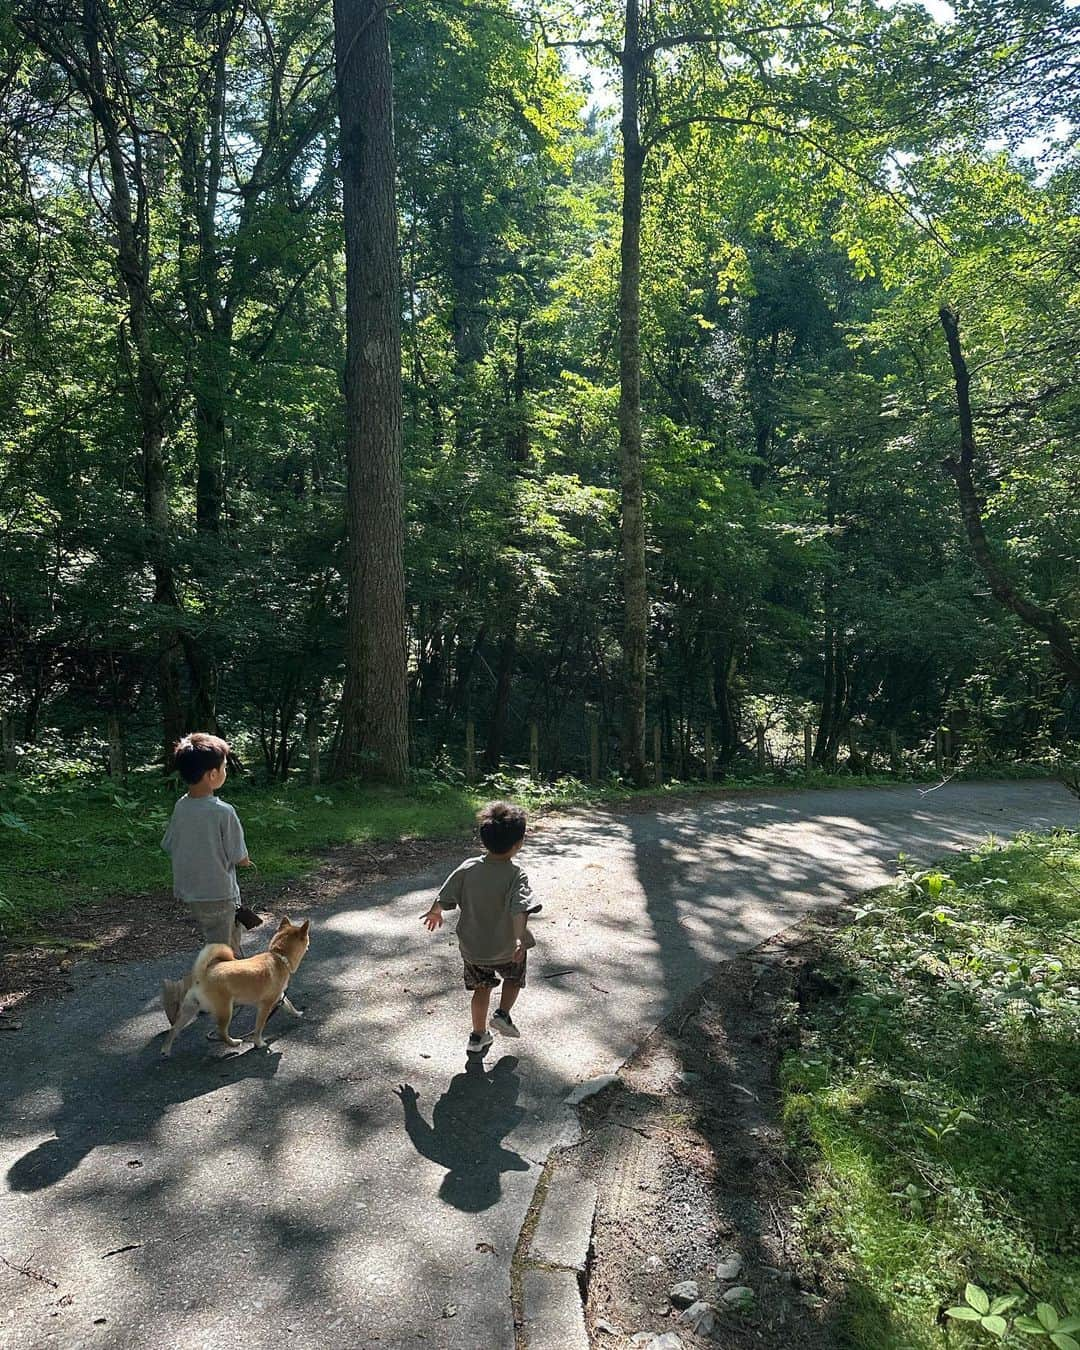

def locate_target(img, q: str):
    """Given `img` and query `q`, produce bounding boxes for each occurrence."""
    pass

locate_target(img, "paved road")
[0,781,1074,1350]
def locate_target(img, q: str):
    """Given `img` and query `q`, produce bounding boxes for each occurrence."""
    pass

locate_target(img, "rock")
[629,1335,684,1350]
[715,1251,743,1281]
[565,1074,620,1105]
[678,1301,717,1335]
[643,1254,663,1273]
[666,1274,702,1306]
[722,1285,755,1310]
[594,1318,617,1335]
[669,1280,699,1308]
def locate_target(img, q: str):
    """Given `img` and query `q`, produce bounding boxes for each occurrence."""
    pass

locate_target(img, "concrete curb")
[516,1153,598,1349]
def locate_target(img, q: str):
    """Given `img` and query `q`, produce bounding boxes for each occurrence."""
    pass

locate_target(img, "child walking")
[160,732,254,1023]
[423,801,534,1053]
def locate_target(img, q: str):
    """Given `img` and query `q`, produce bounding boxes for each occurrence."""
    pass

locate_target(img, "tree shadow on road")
[395,1053,529,1212]
[6,1043,282,1193]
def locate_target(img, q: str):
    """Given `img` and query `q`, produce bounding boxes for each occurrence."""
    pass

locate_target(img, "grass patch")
[782,831,1080,1349]
[0,773,487,941]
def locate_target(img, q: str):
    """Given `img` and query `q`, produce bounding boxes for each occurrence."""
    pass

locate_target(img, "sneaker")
[491,1009,521,1038]
[467,1030,493,1053]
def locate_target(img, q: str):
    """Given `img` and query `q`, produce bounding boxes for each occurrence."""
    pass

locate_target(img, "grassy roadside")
[0,760,1056,944]
[781,831,1080,1349]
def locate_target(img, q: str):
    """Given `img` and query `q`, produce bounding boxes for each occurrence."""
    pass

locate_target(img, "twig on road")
[1,1253,58,1288]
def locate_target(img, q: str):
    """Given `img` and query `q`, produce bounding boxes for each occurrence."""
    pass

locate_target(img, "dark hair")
[173,732,230,785]
[477,800,527,854]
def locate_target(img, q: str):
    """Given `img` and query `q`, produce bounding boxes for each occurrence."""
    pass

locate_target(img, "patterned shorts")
[462,953,527,990]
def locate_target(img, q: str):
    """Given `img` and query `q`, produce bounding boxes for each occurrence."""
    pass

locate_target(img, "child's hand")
[421,905,443,931]
[239,856,255,869]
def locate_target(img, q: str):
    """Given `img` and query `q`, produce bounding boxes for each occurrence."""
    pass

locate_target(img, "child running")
[422,801,533,1052]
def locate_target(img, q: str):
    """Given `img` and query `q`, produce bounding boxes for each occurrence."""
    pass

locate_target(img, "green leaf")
[982,1315,1008,1338]
[1017,1315,1049,1334]
[946,1306,983,1321]
[1050,1335,1079,1350]
[991,1296,1020,1316]
[1058,1320,1080,1335]
[968,1286,991,1316]
[1041,1305,1061,1331]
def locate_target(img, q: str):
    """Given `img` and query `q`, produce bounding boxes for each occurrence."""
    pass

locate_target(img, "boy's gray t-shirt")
[438,856,532,965]
[162,795,248,903]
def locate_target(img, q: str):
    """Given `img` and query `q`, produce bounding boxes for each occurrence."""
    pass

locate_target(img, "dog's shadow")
[395,1054,530,1212]
[7,1040,282,1194]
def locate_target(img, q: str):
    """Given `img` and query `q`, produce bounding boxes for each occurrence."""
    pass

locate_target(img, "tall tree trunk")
[485,610,518,769]
[332,0,408,782]
[73,0,185,765]
[618,0,648,785]
[486,335,530,769]
[939,306,1080,685]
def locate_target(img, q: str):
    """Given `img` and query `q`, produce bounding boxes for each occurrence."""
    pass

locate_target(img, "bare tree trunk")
[73,0,185,765]
[485,611,518,770]
[332,0,408,782]
[619,0,648,785]
[939,306,1080,685]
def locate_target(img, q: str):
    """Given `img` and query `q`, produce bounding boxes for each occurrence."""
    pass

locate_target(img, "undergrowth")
[782,831,1080,1349]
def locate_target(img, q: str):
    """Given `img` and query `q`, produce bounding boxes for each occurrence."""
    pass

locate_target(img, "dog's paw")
[220,1036,242,1047]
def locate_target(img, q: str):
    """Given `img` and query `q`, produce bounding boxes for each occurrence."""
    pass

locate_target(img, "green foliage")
[782,832,1080,1347]
[1,0,1076,779]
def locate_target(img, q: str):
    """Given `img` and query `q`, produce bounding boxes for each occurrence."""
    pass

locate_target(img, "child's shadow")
[395,1055,529,1212]
[7,1039,281,1194]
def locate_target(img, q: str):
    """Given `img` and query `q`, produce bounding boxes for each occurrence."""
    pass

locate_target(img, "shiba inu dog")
[160,916,310,1056]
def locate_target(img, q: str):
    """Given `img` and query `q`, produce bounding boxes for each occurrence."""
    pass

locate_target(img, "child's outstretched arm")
[421,902,443,931]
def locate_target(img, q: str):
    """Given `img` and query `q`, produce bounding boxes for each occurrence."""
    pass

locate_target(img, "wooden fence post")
[529,721,539,779]
[704,724,713,782]
[465,720,476,783]
[804,725,813,771]
[653,725,662,785]
[589,715,600,785]
[307,715,321,785]
[1,711,16,773]
[756,724,766,770]
[107,714,125,779]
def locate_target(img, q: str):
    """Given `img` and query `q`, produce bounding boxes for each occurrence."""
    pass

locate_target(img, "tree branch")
[938,305,1080,685]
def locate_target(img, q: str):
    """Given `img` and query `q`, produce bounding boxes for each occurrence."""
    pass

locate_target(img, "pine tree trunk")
[618,0,648,785]
[332,0,408,782]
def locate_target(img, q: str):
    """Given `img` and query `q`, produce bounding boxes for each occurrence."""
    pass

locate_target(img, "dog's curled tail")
[191,943,236,983]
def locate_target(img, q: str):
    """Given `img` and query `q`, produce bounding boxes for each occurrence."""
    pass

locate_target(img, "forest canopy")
[1,0,1077,784]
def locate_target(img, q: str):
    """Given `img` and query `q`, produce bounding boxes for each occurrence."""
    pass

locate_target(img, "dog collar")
[270,949,294,975]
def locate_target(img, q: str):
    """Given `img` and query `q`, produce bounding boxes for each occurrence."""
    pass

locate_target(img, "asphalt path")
[0,780,1074,1350]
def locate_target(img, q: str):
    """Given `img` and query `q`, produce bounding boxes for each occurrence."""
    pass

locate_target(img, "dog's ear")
[277,915,290,930]
[298,919,310,935]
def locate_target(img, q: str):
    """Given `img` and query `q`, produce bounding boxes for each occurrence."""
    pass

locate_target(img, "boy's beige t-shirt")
[437,855,533,965]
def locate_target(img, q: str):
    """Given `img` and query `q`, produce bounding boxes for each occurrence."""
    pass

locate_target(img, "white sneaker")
[490,1009,521,1038]
[467,1030,493,1053]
